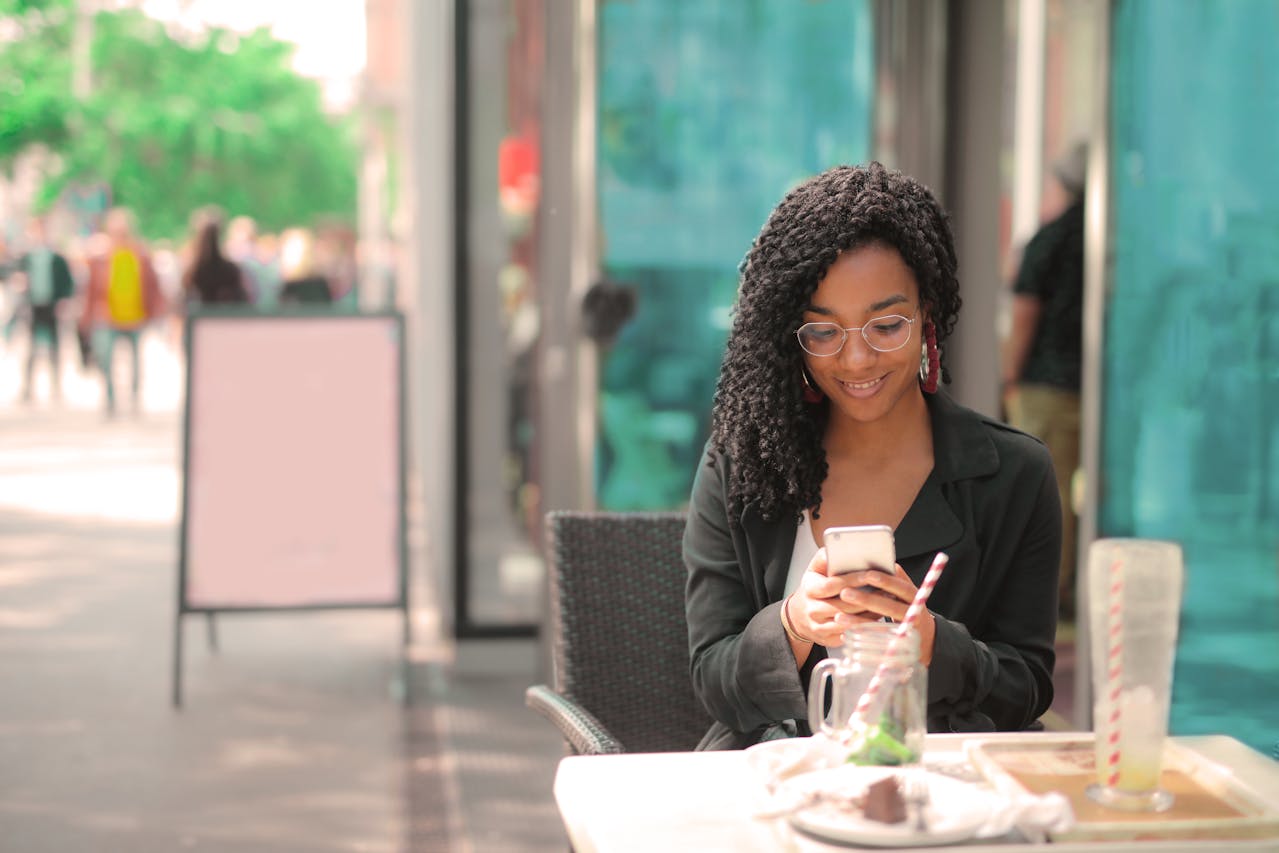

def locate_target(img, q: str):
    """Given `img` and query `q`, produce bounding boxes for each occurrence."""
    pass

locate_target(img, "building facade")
[381,0,1278,751]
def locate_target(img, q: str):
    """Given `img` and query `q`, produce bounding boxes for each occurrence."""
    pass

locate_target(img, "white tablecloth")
[553,733,1279,852]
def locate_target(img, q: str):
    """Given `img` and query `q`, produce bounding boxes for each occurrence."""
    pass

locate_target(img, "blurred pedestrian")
[81,207,163,417]
[0,233,19,347]
[278,227,333,305]
[226,215,281,309]
[316,221,357,308]
[0,233,13,281]
[1001,139,1086,621]
[14,217,75,403]
[183,216,248,306]
[149,240,184,351]
[70,232,110,372]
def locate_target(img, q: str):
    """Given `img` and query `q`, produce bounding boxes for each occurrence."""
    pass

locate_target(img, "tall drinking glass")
[1085,538,1184,812]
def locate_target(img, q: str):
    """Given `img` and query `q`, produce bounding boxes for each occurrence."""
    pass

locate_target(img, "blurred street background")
[2,0,1277,850]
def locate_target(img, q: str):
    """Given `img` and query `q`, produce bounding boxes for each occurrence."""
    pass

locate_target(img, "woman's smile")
[837,374,888,398]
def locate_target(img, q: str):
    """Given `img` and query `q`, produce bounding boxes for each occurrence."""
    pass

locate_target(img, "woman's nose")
[838,331,877,367]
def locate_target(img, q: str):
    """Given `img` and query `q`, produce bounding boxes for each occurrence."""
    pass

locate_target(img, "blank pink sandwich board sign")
[174,311,407,704]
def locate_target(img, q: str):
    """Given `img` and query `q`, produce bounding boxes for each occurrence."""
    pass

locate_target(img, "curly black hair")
[709,162,961,524]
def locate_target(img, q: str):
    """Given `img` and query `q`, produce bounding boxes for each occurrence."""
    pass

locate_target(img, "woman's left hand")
[834,564,937,664]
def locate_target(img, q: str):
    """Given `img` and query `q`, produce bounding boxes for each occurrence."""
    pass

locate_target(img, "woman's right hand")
[787,547,888,647]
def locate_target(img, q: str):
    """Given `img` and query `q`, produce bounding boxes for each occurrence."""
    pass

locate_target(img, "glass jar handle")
[807,657,841,737]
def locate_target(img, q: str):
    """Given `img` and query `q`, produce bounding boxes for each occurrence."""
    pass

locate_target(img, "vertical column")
[942,0,1004,417]
[1077,0,1113,731]
[1011,0,1047,249]
[571,0,600,510]
[462,0,519,626]
[538,0,596,515]
[73,0,95,101]
[872,0,948,191]
[403,0,457,634]
[535,0,597,676]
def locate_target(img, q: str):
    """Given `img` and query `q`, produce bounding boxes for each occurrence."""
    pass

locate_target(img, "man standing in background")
[1002,140,1087,621]
[80,207,162,417]
[15,217,76,404]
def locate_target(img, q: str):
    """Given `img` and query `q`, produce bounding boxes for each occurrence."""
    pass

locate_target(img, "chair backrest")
[545,510,713,753]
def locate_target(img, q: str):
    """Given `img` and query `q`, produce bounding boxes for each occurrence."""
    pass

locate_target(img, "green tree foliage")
[0,0,74,165]
[1,2,357,240]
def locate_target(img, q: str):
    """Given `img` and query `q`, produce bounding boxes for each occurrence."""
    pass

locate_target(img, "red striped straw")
[850,552,950,726]
[1104,557,1125,787]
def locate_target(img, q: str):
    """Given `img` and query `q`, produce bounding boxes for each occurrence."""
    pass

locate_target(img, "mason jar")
[807,622,927,766]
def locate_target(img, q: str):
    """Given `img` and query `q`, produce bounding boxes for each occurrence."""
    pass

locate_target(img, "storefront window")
[594,0,875,510]
[1105,0,1279,751]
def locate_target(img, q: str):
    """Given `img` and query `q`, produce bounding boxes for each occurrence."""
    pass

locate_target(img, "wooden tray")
[965,734,1279,843]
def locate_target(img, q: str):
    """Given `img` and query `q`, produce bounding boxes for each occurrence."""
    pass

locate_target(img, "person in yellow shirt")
[80,208,163,416]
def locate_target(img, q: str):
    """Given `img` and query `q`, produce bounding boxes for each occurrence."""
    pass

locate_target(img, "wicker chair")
[525,511,714,755]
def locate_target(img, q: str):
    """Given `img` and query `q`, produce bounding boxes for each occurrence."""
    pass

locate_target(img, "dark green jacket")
[18,250,75,306]
[684,391,1061,749]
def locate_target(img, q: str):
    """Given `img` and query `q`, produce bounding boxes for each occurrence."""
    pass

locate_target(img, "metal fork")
[903,771,930,833]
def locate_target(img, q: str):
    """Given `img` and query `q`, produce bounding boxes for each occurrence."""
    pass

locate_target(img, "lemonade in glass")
[1085,540,1183,812]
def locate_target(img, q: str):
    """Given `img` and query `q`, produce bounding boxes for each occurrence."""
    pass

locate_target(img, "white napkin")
[747,735,1077,841]
[744,734,845,794]
[977,789,1076,841]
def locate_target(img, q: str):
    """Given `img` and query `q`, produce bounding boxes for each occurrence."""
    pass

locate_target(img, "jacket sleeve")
[53,254,75,301]
[684,448,809,736]
[926,446,1061,731]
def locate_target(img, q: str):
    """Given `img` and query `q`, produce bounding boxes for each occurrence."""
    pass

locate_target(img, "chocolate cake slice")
[863,776,908,824]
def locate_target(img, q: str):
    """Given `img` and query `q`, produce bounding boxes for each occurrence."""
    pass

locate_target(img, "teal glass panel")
[596,0,875,510]
[1107,0,1279,753]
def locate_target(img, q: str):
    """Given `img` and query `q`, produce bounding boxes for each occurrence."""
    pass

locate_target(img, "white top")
[784,510,820,598]
[788,512,893,640]
[786,510,842,653]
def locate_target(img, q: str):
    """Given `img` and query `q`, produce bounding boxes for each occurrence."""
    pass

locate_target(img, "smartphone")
[824,524,896,576]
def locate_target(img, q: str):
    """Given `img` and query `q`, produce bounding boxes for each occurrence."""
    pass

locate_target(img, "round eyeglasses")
[795,313,917,357]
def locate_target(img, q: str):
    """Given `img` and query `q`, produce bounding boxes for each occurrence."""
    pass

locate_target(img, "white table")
[554,733,1279,852]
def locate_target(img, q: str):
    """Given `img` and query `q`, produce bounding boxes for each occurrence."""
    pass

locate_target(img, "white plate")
[778,765,1000,848]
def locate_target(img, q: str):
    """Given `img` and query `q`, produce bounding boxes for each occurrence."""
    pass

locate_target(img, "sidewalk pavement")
[0,334,568,852]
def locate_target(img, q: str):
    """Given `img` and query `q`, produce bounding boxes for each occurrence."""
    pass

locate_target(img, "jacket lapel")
[894,474,963,562]
[898,391,999,562]
[739,505,797,607]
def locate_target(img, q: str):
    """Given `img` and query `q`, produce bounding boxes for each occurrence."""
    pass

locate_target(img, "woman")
[684,163,1061,749]
[184,218,248,306]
